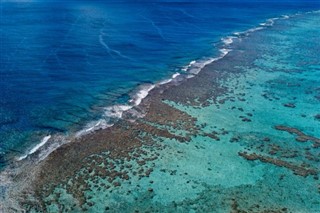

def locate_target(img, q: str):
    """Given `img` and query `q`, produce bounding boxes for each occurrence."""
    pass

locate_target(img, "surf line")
[18,135,51,161]
[16,10,311,163]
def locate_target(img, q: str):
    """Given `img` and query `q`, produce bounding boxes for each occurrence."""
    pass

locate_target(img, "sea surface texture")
[1,0,319,165]
[1,1,320,212]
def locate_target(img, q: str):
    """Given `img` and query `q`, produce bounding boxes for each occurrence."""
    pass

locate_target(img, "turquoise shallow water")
[21,11,320,212]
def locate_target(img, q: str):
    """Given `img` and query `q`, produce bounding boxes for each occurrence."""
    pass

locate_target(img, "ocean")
[1,0,320,212]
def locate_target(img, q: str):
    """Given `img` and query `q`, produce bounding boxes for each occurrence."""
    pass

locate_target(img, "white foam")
[260,14,296,27]
[187,62,204,74]
[235,25,266,38]
[17,155,27,161]
[130,85,155,106]
[159,79,172,85]
[263,19,274,26]
[159,72,180,85]
[183,46,231,76]
[18,135,51,161]
[103,84,157,121]
[75,119,112,137]
[233,31,241,36]
[182,60,196,71]
[222,36,235,45]
[105,105,133,118]
[220,48,231,57]
[37,137,67,162]
[30,135,51,154]
[261,17,282,27]
[188,59,213,74]
[248,26,264,33]
[172,73,180,79]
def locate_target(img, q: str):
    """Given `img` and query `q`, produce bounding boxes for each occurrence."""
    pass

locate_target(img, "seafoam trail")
[99,30,132,60]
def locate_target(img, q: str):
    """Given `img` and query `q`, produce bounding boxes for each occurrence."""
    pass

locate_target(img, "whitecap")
[130,85,156,106]
[158,73,180,85]
[233,31,241,36]
[75,119,112,137]
[221,36,235,45]
[18,135,51,161]
[159,78,172,85]
[219,48,231,57]
[248,26,264,33]
[105,105,133,118]
[182,60,196,71]
[172,72,180,79]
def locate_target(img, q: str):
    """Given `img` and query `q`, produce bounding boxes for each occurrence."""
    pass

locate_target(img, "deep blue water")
[1,0,320,165]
